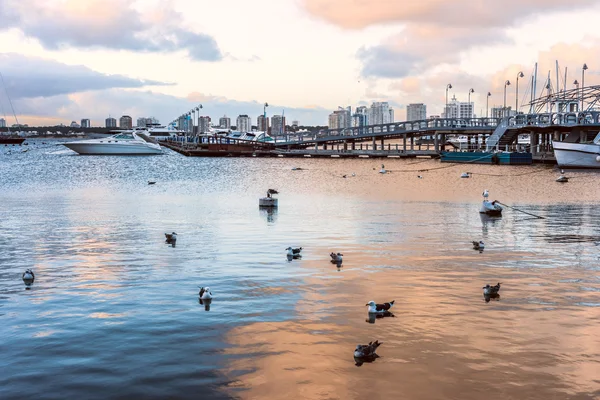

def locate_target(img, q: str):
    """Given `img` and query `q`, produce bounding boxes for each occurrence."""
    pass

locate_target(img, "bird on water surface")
[365,300,395,314]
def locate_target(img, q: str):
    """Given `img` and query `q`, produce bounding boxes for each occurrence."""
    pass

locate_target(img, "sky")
[1,0,600,127]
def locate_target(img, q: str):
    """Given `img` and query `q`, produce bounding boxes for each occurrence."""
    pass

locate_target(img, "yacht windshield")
[113,133,134,140]
[593,132,600,144]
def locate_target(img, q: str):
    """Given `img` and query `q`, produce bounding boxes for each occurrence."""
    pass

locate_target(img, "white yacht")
[553,132,600,168]
[62,131,163,155]
[142,124,184,141]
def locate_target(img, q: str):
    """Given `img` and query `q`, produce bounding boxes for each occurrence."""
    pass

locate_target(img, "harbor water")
[0,141,599,399]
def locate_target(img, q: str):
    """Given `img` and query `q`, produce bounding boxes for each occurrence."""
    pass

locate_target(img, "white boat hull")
[553,141,600,168]
[63,142,162,155]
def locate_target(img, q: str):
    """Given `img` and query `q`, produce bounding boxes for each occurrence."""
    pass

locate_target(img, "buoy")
[259,189,278,208]
[556,176,568,183]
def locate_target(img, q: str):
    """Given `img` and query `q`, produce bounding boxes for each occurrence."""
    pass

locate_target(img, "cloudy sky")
[0,0,599,127]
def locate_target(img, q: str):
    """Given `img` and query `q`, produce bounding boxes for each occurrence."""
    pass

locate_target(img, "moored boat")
[553,133,600,168]
[62,131,163,155]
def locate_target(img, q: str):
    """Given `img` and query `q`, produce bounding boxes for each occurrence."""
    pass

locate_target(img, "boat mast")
[556,60,559,112]
[531,62,538,114]
[0,71,20,132]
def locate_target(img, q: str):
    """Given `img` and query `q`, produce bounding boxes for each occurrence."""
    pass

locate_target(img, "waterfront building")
[443,95,473,119]
[257,115,269,133]
[491,106,516,118]
[137,117,159,127]
[119,115,133,129]
[271,115,286,136]
[328,106,351,130]
[236,115,252,133]
[352,106,369,132]
[198,116,211,134]
[292,120,299,128]
[406,103,427,121]
[219,115,231,129]
[70,121,80,128]
[0,118,6,128]
[80,119,90,128]
[105,117,117,128]
[368,102,393,125]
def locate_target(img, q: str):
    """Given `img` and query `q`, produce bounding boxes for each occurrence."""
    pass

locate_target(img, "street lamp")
[503,80,511,118]
[573,80,579,112]
[263,102,269,141]
[515,71,524,114]
[445,83,452,122]
[486,92,491,118]
[468,88,474,118]
[581,63,588,111]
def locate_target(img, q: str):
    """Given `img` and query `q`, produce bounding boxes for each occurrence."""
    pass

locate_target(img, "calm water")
[0,140,599,399]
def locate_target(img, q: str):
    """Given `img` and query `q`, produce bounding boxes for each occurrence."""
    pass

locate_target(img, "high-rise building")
[292,120,299,128]
[0,118,6,128]
[352,106,369,129]
[236,115,251,132]
[368,102,393,125]
[406,104,427,121]
[490,106,515,118]
[198,116,211,134]
[257,115,269,132]
[443,95,473,119]
[119,115,132,129]
[219,115,231,129]
[328,106,352,130]
[137,117,159,127]
[271,115,286,136]
[80,119,90,128]
[105,117,117,128]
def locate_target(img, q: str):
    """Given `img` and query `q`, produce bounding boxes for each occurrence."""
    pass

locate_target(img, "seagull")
[165,232,177,246]
[482,189,489,200]
[342,174,347,178]
[199,286,213,300]
[366,300,395,314]
[267,188,279,198]
[472,240,485,250]
[354,340,382,359]
[417,175,423,179]
[286,247,302,259]
[379,164,386,174]
[291,167,303,171]
[330,252,343,265]
[22,269,35,287]
[148,181,156,185]
[461,172,470,178]
[483,282,502,296]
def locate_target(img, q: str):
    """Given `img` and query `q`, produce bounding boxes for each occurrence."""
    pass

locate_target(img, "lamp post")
[468,88,474,118]
[445,83,452,123]
[263,102,269,142]
[573,80,579,112]
[503,80,511,118]
[515,71,524,115]
[486,92,491,119]
[581,63,588,112]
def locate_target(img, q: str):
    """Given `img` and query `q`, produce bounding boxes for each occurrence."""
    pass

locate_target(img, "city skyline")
[0,0,600,127]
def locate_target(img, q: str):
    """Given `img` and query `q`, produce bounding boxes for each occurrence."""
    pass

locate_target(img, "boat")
[143,124,184,141]
[552,132,600,168]
[0,135,26,145]
[62,131,163,155]
[480,200,503,216]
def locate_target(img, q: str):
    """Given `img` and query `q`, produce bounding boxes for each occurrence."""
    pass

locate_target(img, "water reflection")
[259,207,277,223]
[484,293,501,303]
[366,311,395,324]
[354,354,380,367]
[199,298,212,311]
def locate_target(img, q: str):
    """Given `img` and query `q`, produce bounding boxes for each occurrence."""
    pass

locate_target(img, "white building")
[219,115,231,129]
[406,104,427,121]
[271,115,286,136]
[105,117,117,128]
[236,115,252,133]
[257,115,269,133]
[368,102,393,125]
[443,95,473,119]
[70,121,80,128]
[491,106,516,118]
[198,116,211,134]
[0,118,6,128]
[328,106,352,130]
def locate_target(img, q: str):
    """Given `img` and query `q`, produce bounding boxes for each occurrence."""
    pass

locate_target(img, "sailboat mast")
[531,62,538,114]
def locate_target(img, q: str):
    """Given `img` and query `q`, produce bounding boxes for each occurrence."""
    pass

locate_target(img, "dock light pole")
[263,102,269,142]
[486,92,491,119]
[515,71,524,115]
[468,88,474,118]
[581,63,588,112]
[503,80,511,118]
[573,80,579,112]
[445,83,452,124]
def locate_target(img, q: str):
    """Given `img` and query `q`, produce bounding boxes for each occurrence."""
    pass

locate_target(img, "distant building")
[490,106,515,118]
[198,116,211,134]
[292,120,299,128]
[257,115,269,132]
[443,95,473,119]
[105,117,117,128]
[0,118,5,128]
[352,106,369,130]
[236,115,252,133]
[328,106,351,130]
[70,121,80,128]
[137,117,158,127]
[119,115,132,129]
[430,115,441,119]
[406,104,427,121]
[368,102,393,125]
[271,115,286,136]
[219,115,231,129]
[80,119,90,128]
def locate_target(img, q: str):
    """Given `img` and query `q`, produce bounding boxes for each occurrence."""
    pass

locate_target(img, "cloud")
[9,89,331,127]
[0,53,168,99]
[303,0,597,29]
[0,0,222,61]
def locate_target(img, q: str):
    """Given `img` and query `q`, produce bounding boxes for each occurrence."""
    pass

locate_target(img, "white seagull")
[482,189,489,200]
[22,269,35,287]
[472,240,485,250]
[199,286,213,300]
[365,300,395,314]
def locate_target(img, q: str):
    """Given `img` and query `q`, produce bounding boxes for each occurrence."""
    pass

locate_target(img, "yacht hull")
[553,141,600,168]
[63,142,162,155]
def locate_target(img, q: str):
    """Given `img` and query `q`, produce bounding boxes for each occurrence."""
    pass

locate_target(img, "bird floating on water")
[379,164,387,174]
[354,340,382,359]
[472,240,485,250]
[22,269,35,288]
[165,232,177,246]
[199,286,213,300]
[366,300,395,314]
[483,282,501,296]
[461,172,471,178]
[417,175,423,179]
[291,167,303,171]
[286,247,302,259]
[148,181,156,185]
[330,252,343,265]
